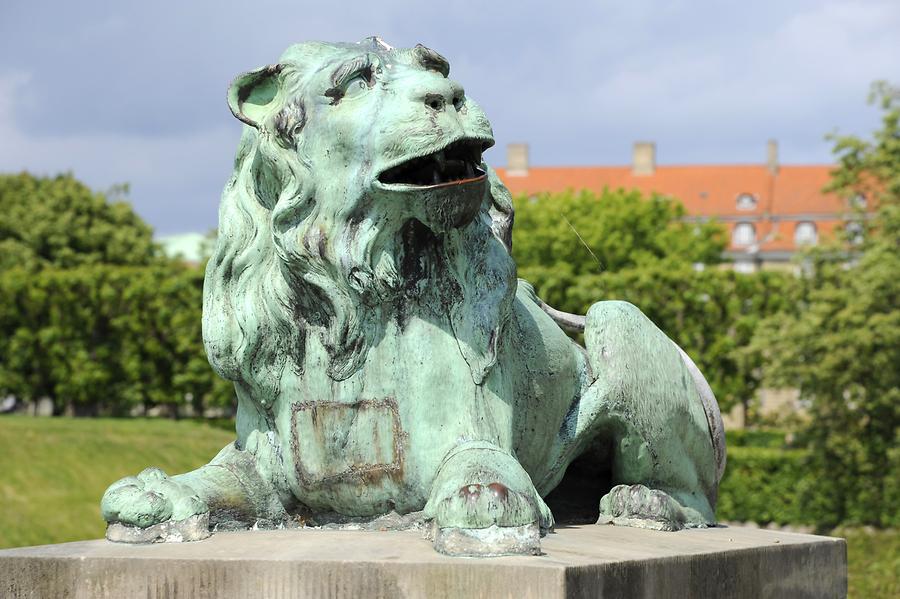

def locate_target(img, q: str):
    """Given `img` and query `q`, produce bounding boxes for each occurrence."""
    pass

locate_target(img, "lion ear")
[227,64,284,129]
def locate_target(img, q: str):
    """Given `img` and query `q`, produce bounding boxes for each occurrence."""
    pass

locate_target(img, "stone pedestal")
[0,525,846,598]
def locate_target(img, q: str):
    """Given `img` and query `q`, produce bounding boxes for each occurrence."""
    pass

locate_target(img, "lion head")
[203,38,517,402]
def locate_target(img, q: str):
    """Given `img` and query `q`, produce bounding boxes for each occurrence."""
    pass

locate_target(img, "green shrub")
[717,446,809,524]
[718,444,900,529]
[725,429,789,449]
[0,265,233,415]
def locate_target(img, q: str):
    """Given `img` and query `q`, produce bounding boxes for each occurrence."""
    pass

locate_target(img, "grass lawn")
[0,415,233,549]
[0,416,896,597]
[838,527,900,598]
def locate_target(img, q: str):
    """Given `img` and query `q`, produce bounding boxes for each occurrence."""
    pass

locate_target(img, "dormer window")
[794,221,818,246]
[732,222,757,247]
[736,193,757,211]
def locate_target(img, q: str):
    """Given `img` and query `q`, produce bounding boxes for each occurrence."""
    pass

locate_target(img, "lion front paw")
[429,481,550,557]
[101,467,210,543]
[432,481,552,531]
[424,442,553,556]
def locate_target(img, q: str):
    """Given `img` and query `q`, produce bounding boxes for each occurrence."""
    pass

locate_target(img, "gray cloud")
[1,0,897,233]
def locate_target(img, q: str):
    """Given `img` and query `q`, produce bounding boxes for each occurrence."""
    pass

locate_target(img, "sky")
[1,0,898,234]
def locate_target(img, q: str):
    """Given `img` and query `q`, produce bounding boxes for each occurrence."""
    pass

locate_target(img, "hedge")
[717,444,900,529]
[0,265,233,415]
[717,446,810,525]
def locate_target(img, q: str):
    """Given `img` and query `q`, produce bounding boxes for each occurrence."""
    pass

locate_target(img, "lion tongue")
[432,151,446,184]
[433,150,446,170]
[430,151,471,185]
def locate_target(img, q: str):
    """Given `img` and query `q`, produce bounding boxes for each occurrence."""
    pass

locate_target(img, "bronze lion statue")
[101,37,725,556]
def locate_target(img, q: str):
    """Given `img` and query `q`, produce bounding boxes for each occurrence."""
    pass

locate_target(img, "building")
[156,232,210,265]
[495,141,864,271]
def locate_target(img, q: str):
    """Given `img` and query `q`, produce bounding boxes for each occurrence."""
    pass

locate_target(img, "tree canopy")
[0,173,157,271]
[748,81,900,528]
[511,188,726,309]
[510,187,789,418]
[0,172,232,415]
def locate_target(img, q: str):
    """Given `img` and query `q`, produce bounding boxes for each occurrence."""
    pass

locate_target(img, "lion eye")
[343,78,368,98]
[324,64,376,105]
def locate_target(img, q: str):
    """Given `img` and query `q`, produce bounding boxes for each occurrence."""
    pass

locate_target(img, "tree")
[0,264,233,416]
[748,82,900,528]
[510,188,788,419]
[0,172,233,416]
[512,188,726,310]
[0,173,158,271]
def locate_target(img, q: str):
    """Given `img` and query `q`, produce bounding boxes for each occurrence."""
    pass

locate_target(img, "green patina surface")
[101,38,724,556]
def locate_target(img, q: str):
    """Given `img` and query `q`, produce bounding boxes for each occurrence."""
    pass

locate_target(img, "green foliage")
[0,173,157,271]
[0,172,232,415]
[717,444,899,531]
[725,429,789,449]
[826,81,900,212]
[748,82,900,529]
[717,446,809,524]
[0,265,232,414]
[511,189,791,416]
[512,188,726,308]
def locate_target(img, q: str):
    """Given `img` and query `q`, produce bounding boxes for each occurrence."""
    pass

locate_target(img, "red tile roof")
[494,164,848,254]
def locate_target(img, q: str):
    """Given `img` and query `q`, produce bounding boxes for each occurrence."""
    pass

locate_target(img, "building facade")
[495,141,863,271]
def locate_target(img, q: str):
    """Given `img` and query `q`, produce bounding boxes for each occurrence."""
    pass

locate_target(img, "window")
[851,193,867,209]
[732,222,757,246]
[845,221,864,245]
[794,221,818,246]
[736,193,757,211]
[734,261,756,274]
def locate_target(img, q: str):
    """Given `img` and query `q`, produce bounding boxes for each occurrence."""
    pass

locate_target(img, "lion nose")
[423,89,465,113]
[424,93,447,112]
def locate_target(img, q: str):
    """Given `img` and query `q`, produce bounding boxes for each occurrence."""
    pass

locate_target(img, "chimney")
[506,143,529,176]
[767,139,779,175]
[632,142,656,176]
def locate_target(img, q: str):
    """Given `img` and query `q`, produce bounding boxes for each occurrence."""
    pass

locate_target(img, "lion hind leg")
[568,300,720,530]
[598,484,714,531]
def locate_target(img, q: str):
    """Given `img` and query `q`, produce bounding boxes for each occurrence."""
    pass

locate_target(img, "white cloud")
[577,1,898,162]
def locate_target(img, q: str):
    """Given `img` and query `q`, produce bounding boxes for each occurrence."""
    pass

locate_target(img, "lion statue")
[101,37,725,556]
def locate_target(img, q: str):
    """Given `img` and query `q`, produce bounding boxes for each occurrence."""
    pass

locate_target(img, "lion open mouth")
[378,139,486,188]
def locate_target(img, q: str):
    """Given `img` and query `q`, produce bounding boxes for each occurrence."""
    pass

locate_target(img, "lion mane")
[202,45,517,405]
